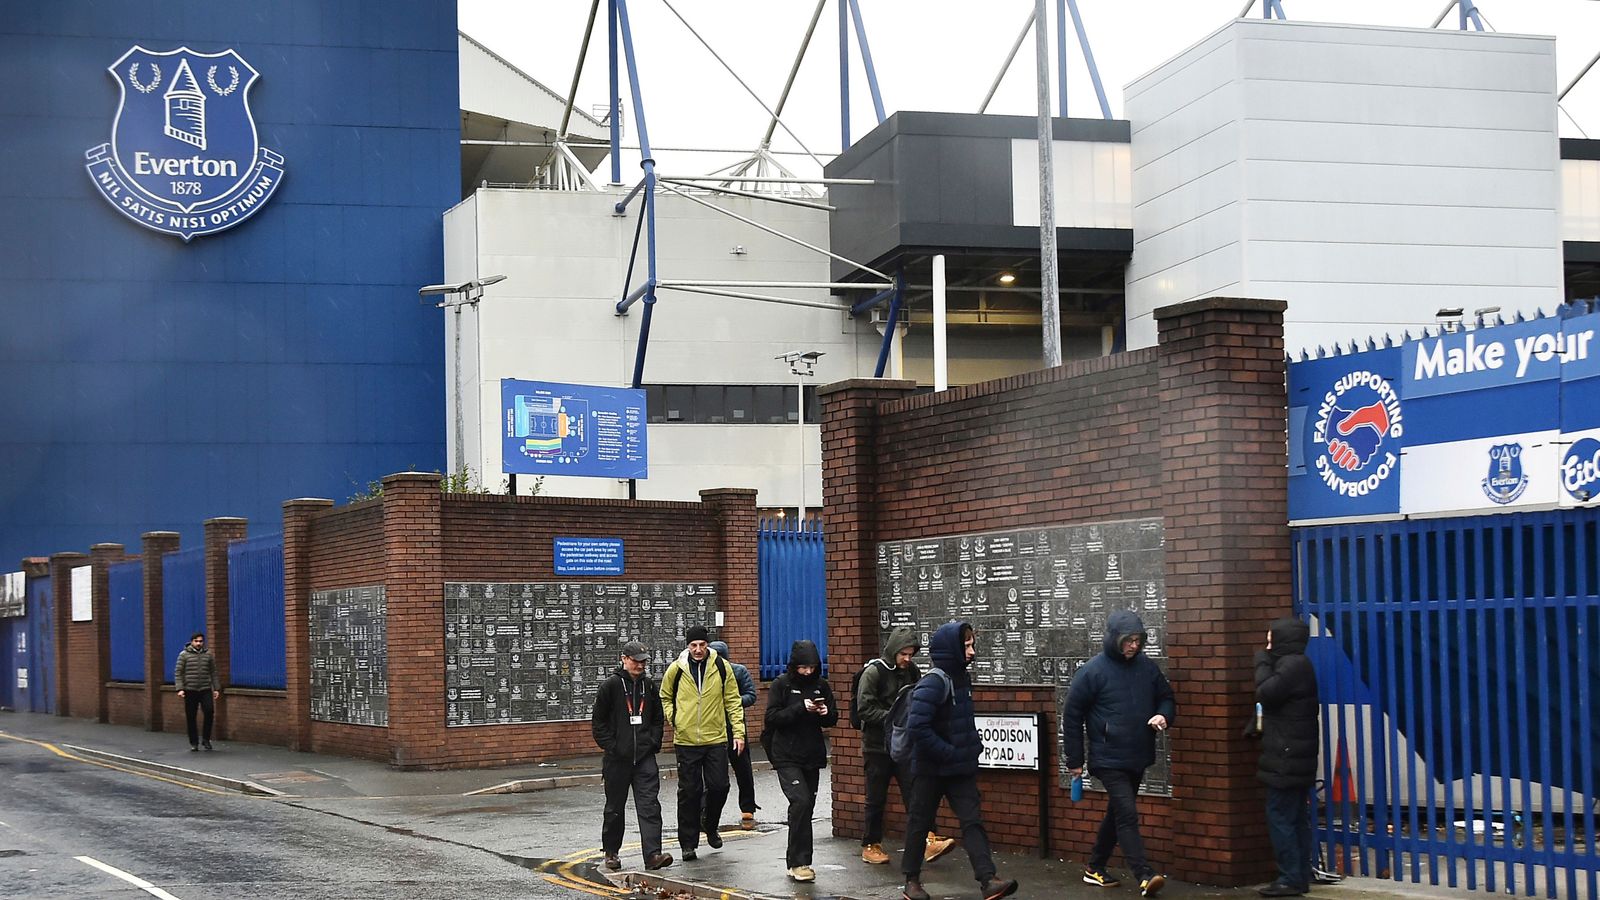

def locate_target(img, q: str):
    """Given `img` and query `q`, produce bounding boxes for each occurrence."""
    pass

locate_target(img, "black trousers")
[183,691,214,746]
[1265,785,1313,890]
[729,738,758,814]
[675,743,729,850]
[902,771,996,883]
[1088,767,1152,879]
[774,764,820,868]
[601,753,663,859]
[862,751,915,844]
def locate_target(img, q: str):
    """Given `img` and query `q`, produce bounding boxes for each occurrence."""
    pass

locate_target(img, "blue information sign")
[501,379,648,478]
[554,538,625,576]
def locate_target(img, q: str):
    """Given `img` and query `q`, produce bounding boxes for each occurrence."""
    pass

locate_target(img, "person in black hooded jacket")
[763,639,837,883]
[591,640,672,872]
[900,621,1018,900]
[1254,617,1319,897]
[1062,609,1175,897]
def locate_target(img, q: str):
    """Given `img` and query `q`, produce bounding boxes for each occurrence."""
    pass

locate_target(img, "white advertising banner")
[71,565,92,622]
[1399,430,1562,517]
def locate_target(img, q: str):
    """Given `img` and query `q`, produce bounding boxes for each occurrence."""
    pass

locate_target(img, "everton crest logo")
[1482,442,1528,505]
[85,46,284,241]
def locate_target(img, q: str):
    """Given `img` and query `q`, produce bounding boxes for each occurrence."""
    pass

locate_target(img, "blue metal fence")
[162,547,206,683]
[758,517,827,680]
[25,575,51,713]
[228,533,285,689]
[1294,509,1600,898]
[108,559,144,682]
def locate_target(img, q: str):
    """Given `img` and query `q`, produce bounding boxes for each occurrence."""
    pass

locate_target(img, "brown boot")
[923,833,956,862]
[861,843,890,865]
[903,878,931,900]
[740,812,756,830]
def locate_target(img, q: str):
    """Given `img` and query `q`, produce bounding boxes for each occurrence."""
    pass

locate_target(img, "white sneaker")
[788,866,816,882]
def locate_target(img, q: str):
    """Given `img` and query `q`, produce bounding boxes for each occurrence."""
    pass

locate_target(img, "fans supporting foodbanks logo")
[1481,443,1529,505]
[85,46,284,241]
[1311,371,1403,498]
[1563,438,1600,502]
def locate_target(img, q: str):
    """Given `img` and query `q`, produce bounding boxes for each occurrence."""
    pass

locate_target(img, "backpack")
[887,668,953,765]
[848,658,892,730]
[665,654,729,701]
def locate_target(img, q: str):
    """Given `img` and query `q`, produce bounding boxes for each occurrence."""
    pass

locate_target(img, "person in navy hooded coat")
[899,621,1018,900]
[1062,609,1175,897]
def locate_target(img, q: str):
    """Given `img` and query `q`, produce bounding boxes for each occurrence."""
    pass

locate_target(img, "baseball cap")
[621,640,651,662]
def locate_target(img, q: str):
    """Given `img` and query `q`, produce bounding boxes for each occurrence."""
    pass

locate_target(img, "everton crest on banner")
[84,46,285,241]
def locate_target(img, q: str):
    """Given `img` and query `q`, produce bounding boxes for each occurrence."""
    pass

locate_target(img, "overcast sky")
[457,0,1600,176]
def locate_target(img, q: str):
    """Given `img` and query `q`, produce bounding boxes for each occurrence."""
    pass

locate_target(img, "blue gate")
[108,560,145,682]
[228,533,285,689]
[25,574,52,713]
[1294,509,1600,898]
[162,547,206,682]
[758,517,826,680]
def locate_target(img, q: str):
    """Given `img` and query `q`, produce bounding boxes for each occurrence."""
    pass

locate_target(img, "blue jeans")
[1265,786,1312,890]
[1088,768,1152,879]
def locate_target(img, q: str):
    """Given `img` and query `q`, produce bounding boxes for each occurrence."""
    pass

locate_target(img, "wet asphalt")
[0,712,1465,900]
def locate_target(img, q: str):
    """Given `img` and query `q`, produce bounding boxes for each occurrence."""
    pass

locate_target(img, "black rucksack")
[887,668,953,765]
[847,658,891,730]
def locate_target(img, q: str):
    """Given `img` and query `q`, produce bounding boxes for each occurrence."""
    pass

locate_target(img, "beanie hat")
[685,624,710,644]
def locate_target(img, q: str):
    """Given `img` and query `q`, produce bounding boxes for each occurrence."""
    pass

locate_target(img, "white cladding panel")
[1125,20,1563,354]
[447,188,881,505]
[1565,159,1600,243]
[1010,140,1132,229]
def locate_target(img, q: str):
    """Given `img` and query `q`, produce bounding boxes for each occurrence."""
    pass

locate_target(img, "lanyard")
[623,677,644,718]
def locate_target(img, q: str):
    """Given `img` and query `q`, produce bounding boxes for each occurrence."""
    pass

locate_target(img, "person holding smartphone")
[762,639,837,883]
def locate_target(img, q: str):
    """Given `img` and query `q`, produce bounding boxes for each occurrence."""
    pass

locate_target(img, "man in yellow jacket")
[661,625,745,860]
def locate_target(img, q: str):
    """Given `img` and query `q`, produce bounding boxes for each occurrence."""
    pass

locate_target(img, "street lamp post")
[419,275,507,481]
[776,350,823,523]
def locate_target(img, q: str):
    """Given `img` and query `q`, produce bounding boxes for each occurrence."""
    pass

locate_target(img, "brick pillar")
[140,532,181,731]
[283,498,333,752]
[1154,296,1290,886]
[49,553,87,718]
[88,543,127,724]
[700,487,760,740]
[817,377,918,838]
[381,472,443,768]
[204,518,247,740]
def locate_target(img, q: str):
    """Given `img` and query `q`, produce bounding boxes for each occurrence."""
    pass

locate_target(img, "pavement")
[0,711,1470,900]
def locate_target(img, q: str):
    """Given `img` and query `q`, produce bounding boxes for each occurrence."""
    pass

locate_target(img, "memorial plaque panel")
[444,581,718,726]
[876,518,1172,796]
[309,585,388,726]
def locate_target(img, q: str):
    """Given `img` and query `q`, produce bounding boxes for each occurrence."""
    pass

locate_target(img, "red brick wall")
[820,298,1289,887]
[379,485,760,769]
[220,689,289,746]
[106,682,144,727]
[303,500,390,762]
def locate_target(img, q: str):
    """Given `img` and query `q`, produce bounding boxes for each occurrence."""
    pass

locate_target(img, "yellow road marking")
[0,732,231,796]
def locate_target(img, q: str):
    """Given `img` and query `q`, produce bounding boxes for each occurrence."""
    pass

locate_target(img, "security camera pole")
[419,275,508,480]
[777,350,823,522]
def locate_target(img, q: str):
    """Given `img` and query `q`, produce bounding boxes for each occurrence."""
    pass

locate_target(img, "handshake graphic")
[1326,401,1390,471]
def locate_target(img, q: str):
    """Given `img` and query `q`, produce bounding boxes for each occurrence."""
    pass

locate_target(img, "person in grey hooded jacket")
[709,640,761,829]
[1062,610,1175,897]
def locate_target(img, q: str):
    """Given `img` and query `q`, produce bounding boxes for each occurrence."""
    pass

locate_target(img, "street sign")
[976,712,1040,770]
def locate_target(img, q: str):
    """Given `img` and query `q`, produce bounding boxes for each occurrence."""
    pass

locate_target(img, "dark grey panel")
[875,518,1171,797]
[444,581,718,727]
[1561,138,1600,161]
[310,585,388,727]
[829,110,1134,281]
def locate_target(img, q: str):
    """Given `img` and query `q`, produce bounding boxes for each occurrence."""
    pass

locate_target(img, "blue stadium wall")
[0,2,458,564]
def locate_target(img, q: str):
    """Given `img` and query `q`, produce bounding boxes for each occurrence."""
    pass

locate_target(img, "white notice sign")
[16,668,26,690]
[976,713,1039,770]
[71,565,92,622]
